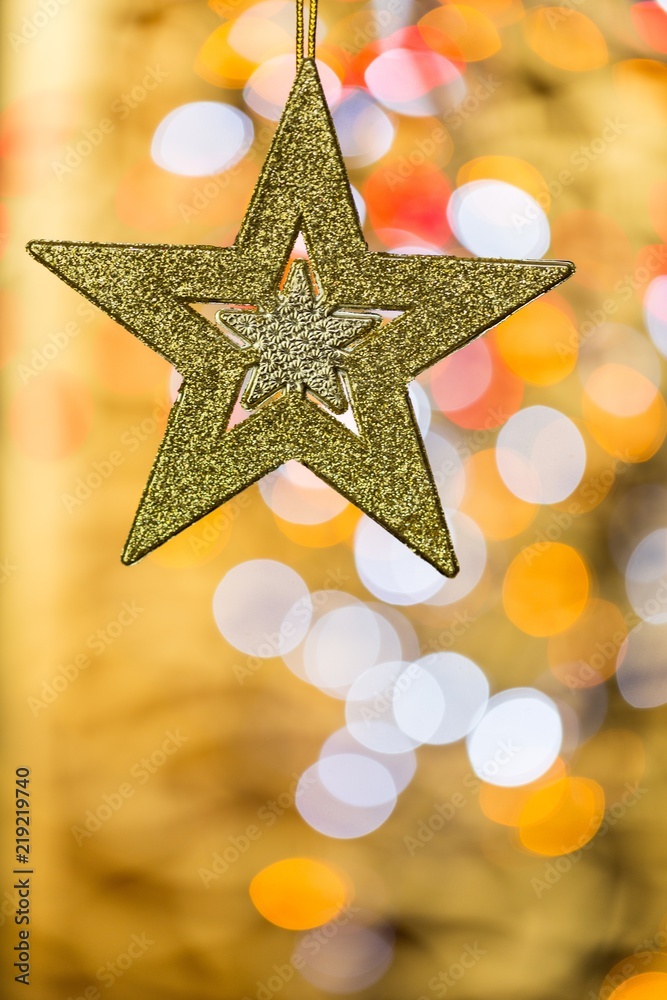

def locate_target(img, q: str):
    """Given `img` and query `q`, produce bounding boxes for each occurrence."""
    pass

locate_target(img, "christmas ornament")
[27,0,574,576]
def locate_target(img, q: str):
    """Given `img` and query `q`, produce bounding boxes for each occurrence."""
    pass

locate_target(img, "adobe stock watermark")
[199,770,317,886]
[417,942,487,999]
[547,577,667,689]
[241,905,361,1000]
[420,610,478,655]
[28,600,144,716]
[442,407,511,465]
[404,744,520,857]
[512,117,629,231]
[179,122,273,223]
[177,492,251,558]
[8,0,73,50]
[71,730,189,845]
[355,659,445,732]
[587,925,667,1000]
[385,75,500,191]
[521,452,635,560]
[61,398,171,513]
[570,245,667,352]
[233,566,352,683]
[531,782,648,898]
[543,0,589,25]
[0,557,18,584]
[66,932,155,998]
[52,65,169,180]
[16,300,96,384]
[540,243,667,381]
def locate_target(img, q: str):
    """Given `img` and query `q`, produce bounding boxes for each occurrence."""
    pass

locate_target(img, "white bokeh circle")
[320,727,417,794]
[151,102,253,176]
[496,405,587,504]
[448,180,550,259]
[625,528,667,624]
[466,688,563,787]
[413,653,490,745]
[354,517,445,606]
[617,621,667,708]
[296,763,396,838]
[346,661,445,753]
[318,753,397,808]
[212,559,311,657]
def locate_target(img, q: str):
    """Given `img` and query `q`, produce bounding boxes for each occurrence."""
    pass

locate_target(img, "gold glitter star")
[217,258,379,415]
[27,59,574,576]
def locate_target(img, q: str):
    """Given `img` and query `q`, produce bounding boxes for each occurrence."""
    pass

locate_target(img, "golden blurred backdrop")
[2,0,667,998]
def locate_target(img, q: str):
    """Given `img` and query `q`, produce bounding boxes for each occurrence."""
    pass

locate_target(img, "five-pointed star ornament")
[28,58,574,577]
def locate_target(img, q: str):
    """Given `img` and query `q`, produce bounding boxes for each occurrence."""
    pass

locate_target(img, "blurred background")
[2,0,667,997]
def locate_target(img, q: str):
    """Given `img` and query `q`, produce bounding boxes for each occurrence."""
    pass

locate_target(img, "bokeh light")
[459,448,537,540]
[229,0,316,63]
[631,3,667,54]
[212,559,312,656]
[582,367,667,462]
[354,516,444,605]
[10,371,92,461]
[548,598,627,689]
[467,688,563,787]
[151,102,253,176]
[296,762,397,838]
[578,322,662,389]
[457,154,551,210]
[617,622,667,709]
[333,88,395,168]
[346,660,445,753]
[302,602,402,698]
[418,4,501,62]
[584,364,659,417]
[321,727,417,794]
[503,544,589,637]
[607,973,667,999]
[492,298,578,385]
[430,337,524,429]
[249,857,350,929]
[644,276,667,356]
[625,529,667,624]
[518,776,605,856]
[292,921,395,993]
[282,590,363,685]
[260,462,349,526]
[245,56,342,120]
[523,9,608,72]
[318,753,396,807]
[364,161,451,246]
[410,652,489,744]
[447,180,551,259]
[496,405,587,504]
[423,510,487,607]
[365,48,465,118]
[479,758,567,827]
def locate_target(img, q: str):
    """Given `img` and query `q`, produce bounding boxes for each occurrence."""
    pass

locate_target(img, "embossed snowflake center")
[215,259,379,415]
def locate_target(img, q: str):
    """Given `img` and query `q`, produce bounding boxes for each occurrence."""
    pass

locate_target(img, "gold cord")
[296,0,318,62]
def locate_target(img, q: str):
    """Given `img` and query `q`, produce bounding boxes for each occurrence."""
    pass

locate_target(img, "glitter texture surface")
[27,59,574,576]
[216,258,379,414]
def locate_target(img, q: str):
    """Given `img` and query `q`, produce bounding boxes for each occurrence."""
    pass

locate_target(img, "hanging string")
[296,0,318,62]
